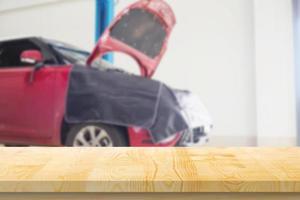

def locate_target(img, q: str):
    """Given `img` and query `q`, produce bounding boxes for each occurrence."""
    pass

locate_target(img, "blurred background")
[0,0,298,146]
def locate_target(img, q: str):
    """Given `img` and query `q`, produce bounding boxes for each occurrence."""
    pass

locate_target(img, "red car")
[0,0,212,147]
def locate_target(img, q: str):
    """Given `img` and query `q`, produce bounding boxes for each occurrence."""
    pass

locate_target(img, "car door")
[0,39,57,142]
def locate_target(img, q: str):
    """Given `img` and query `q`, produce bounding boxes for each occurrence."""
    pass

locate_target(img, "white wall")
[163,0,257,146]
[254,0,297,146]
[294,0,300,146]
[0,0,95,51]
[0,0,297,146]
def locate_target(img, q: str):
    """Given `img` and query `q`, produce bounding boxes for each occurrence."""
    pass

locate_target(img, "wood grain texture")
[0,148,299,192]
[0,193,299,200]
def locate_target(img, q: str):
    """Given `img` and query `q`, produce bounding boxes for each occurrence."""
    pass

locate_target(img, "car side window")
[0,40,41,68]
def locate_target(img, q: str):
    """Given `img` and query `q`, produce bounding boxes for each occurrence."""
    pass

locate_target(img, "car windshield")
[46,39,118,70]
[47,39,90,64]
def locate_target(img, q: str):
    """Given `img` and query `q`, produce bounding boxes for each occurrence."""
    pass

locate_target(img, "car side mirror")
[20,50,44,83]
[20,50,43,65]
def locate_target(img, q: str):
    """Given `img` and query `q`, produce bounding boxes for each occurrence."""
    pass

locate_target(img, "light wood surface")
[0,193,299,200]
[0,147,299,192]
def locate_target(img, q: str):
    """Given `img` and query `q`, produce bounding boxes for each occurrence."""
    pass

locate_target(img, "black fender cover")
[65,65,188,143]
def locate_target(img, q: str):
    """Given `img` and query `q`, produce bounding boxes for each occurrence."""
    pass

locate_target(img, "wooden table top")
[0,147,299,192]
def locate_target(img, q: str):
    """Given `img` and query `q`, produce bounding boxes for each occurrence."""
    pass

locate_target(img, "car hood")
[87,0,176,78]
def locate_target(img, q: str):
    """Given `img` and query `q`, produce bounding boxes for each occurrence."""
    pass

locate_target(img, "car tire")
[65,123,128,147]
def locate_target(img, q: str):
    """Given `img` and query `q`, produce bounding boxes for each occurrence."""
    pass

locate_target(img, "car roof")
[0,36,44,44]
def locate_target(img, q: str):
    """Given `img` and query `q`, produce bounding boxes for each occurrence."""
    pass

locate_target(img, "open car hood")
[87,0,176,78]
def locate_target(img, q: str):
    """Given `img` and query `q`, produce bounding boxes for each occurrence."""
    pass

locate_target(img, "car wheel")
[65,123,128,147]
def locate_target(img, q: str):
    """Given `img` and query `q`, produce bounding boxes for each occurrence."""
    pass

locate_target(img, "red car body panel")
[128,127,181,147]
[52,66,72,145]
[0,65,69,145]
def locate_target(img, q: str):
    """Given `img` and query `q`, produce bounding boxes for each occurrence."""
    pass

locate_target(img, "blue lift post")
[95,0,114,62]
